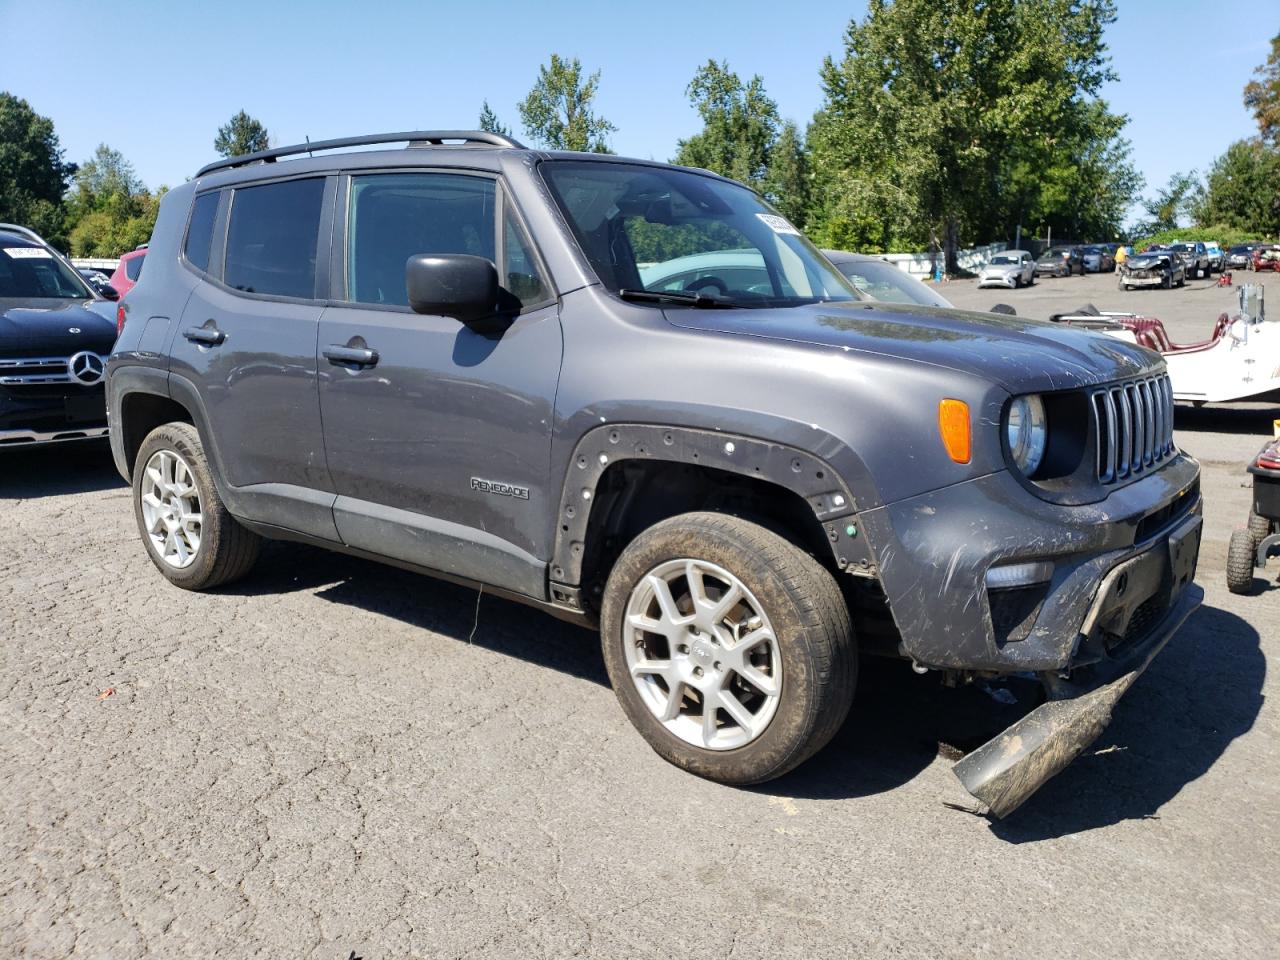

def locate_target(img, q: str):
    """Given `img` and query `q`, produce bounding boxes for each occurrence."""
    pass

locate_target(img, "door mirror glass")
[406,254,499,323]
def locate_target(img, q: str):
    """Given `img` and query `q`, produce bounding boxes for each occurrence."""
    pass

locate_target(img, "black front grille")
[1091,375,1175,484]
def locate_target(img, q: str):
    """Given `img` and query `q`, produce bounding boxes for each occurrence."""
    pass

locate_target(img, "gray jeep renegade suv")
[107,131,1203,816]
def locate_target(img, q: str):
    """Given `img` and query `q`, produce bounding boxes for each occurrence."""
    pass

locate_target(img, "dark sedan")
[1033,245,1084,277]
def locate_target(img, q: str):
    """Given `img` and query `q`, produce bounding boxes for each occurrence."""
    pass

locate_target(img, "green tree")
[1244,33,1280,144]
[214,110,270,158]
[63,144,163,257]
[478,100,510,137]
[762,121,810,228]
[1197,139,1280,236]
[806,0,1137,267]
[517,54,615,152]
[1137,170,1201,234]
[0,93,75,246]
[675,61,780,188]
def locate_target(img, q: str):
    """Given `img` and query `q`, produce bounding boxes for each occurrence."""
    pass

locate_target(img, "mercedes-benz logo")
[68,351,105,386]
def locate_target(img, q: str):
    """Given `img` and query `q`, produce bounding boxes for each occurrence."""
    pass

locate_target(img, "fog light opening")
[985,561,1054,589]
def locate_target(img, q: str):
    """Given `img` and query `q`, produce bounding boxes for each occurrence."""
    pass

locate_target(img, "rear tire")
[132,422,261,590]
[1227,529,1256,595]
[600,512,856,785]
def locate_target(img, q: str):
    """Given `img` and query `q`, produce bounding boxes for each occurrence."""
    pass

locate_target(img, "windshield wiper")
[617,288,737,309]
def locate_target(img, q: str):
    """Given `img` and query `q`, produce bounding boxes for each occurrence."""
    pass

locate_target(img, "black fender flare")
[548,423,878,599]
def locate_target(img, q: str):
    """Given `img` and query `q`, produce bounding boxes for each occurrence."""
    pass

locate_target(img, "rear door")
[169,176,339,540]
[316,171,561,597]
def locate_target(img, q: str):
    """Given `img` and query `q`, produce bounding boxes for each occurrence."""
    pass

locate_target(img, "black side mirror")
[98,284,120,301]
[406,254,501,325]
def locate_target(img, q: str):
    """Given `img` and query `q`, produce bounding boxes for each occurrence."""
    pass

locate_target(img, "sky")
[1,0,1270,230]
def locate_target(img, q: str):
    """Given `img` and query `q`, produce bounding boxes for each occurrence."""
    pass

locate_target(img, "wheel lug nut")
[677,644,689,655]
[713,661,722,671]
[693,666,704,677]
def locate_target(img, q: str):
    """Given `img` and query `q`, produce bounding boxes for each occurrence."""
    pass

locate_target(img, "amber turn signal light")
[938,399,971,463]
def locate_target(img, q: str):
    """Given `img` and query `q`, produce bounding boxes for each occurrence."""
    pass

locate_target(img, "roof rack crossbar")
[195,130,526,178]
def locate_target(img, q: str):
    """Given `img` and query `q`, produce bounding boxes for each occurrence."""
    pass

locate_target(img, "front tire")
[132,422,261,590]
[600,512,856,785]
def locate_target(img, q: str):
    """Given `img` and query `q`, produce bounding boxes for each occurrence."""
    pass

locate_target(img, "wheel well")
[119,392,193,475]
[577,460,835,611]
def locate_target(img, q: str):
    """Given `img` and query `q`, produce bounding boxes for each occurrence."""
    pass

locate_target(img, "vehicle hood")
[1127,255,1168,270]
[0,298,118,358]
[664,300,1160,393]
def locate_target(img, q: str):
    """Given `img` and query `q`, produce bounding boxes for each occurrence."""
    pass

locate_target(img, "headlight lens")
[1006,395,1047,476]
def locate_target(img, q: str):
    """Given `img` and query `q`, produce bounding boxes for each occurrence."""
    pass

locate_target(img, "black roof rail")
[195,130,526,178]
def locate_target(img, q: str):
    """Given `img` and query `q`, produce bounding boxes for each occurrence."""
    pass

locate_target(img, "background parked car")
[974,249,1035,288]
[1202,242,1224,273]
[822,250,955,306]
[76,268,119,299]
[1081,244,1115,272]
[108,247,146,296]
[1119,250,1186,290]
[1170,241,1210,279]
[1033,245,1083,277]
[1227,244,1256,269]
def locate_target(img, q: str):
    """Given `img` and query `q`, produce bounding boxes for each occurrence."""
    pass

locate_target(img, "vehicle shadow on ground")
[1174,403,1280,436]
[755,605,1263,841]
[0,441,124,499]
[227,545,1265,837]
[227,540,610,686]
[990,603,1263,841]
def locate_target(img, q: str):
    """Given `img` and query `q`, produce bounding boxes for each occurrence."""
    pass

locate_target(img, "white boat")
[1052,285,1280,404]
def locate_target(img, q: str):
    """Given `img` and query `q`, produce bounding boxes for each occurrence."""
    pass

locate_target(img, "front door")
[170,176,338,540]
[317,172,561,597]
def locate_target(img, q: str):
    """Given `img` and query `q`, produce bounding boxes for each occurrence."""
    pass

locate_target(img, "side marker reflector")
[939,399,971,464]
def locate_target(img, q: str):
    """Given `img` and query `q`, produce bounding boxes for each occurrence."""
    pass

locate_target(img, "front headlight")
[1006,395,1047,476]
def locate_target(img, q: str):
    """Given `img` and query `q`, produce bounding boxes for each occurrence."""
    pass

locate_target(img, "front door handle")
[323,344,379,367]
[183,325,226,345]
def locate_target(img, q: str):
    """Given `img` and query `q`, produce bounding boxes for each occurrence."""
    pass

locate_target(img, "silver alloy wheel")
[140,449,203,569]
[623,558,783,750]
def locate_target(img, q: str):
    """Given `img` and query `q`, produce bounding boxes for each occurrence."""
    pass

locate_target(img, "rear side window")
[184,192,219,273]
[126,254,145,281]
[225,178,324,298]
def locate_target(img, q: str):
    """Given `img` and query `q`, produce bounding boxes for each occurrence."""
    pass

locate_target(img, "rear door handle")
[183,326,226,345]
[323,344,379,367]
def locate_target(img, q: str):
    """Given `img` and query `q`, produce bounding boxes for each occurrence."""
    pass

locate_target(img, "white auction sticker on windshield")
[3,247,52,259]
[755,213,800,236]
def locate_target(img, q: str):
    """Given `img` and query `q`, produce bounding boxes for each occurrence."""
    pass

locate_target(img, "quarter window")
[184,192,219,273]
[224,178,324,299]
[125,253,145,281]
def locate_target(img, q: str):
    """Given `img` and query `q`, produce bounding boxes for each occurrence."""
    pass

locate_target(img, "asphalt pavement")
[2,270,1277,959]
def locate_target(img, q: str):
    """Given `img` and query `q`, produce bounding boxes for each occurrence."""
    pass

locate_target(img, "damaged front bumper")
[954,525,1202,817]
[857,456,1204,816]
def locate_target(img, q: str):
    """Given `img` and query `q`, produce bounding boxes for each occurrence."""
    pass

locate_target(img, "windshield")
[834,259,952,307]
[1038,248,1067,261]
[1171,244,1191,253]
[541,161,857,308]
[0,244,92,299]
[990,254,1018,265]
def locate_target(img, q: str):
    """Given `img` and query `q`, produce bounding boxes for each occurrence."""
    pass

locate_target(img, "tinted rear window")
[225,178,324,298]
[126,253,145,280]
[184,192,219,273]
